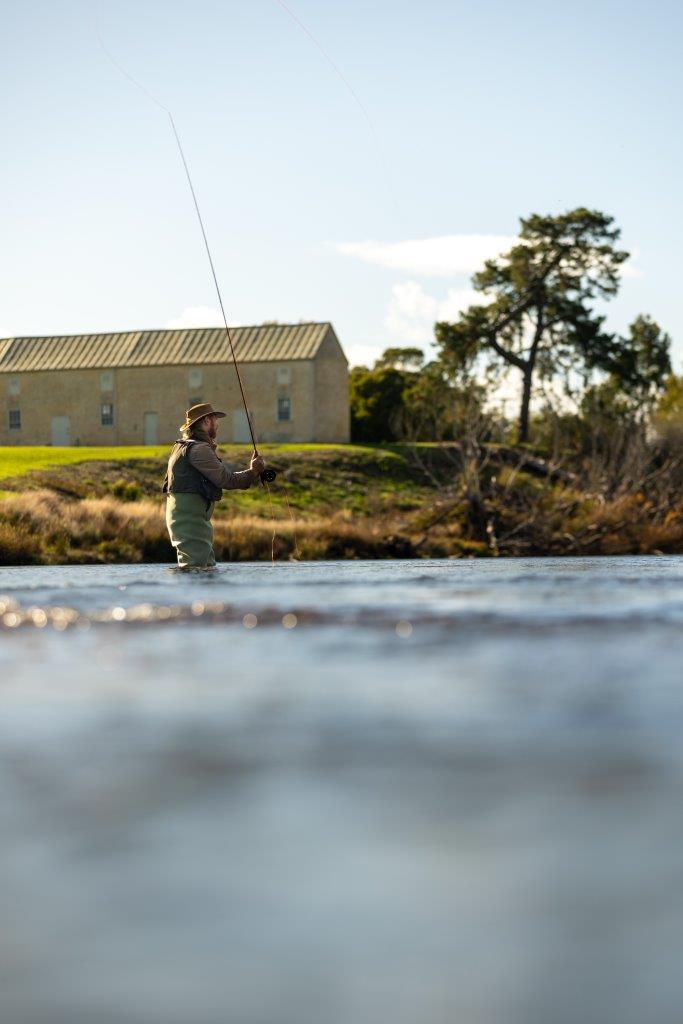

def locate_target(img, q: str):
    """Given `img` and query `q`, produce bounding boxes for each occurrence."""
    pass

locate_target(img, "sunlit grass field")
[0,446,170,479]
[0,443,401,482]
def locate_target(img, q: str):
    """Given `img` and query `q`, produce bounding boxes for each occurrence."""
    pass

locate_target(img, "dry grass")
[0,491,415,564]
[0,491,168,564]
[564,494,683,556]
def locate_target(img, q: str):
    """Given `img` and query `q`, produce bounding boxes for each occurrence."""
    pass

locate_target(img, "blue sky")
[2,0,682,370]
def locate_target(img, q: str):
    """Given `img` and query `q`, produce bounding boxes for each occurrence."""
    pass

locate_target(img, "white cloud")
[337,234,643,282]
[345,341,390,368]
[344,281,487,367]
[385,281,482,345]
[336,234,517,277]
[165,306,223,329]
[165,306,330,330]
[620,248,642,279]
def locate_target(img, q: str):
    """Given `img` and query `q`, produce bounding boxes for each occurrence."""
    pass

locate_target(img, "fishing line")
[264,480,278,566]
[271,0,399,214]
[272,0,376,136]
[279,477,302,560]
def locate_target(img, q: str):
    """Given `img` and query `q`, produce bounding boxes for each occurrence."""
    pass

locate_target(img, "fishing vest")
[162,440,223,504]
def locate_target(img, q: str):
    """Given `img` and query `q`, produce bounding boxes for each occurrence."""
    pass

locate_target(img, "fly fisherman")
[163,403,266,569]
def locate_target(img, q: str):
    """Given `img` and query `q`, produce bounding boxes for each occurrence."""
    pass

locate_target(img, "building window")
[100,371,114,391]
[277,366,291,385]
[8,376,20,396]
[189,368,203,391]
[277,396,291,422]
[8,409,21,430]
[101,403,114,426]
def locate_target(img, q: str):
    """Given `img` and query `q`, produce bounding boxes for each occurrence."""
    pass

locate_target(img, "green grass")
[0,446,171,480]
[0,442,410,482]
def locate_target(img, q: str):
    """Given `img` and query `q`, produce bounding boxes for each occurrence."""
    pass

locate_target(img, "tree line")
[350,208,680,450]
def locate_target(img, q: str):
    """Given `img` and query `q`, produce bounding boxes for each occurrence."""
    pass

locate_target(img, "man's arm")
[188,443,257,490]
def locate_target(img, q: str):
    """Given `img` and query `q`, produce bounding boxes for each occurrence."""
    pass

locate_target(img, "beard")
[202,416,218,441]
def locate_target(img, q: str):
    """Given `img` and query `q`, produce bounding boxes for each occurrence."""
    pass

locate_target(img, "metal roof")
[0,322,336,373]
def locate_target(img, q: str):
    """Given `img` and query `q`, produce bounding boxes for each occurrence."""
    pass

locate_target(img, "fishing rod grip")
[252,448,277,485]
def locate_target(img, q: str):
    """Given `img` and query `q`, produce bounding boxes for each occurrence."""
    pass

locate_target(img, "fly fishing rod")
[98,32,276,485]
[166,113,276,485]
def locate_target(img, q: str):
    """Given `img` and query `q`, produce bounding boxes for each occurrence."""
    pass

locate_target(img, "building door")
[143,412,158,445]
[51,416,71,446]
[232,409,253,444]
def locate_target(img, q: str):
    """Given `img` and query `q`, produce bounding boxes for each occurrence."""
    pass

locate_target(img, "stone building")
[0,322,349,446]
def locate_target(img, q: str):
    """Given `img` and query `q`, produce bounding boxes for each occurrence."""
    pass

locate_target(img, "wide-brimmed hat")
[180,403,227,430]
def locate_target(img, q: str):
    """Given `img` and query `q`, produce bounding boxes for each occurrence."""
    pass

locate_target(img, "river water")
[1,556,682,1024]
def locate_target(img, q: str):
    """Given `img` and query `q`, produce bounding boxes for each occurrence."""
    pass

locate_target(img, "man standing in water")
[163,403,266,569]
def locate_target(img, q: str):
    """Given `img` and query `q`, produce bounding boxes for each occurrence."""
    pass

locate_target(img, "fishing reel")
[260,468,277,484]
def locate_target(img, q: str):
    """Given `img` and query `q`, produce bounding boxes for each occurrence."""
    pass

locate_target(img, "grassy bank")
[1,444,681,564]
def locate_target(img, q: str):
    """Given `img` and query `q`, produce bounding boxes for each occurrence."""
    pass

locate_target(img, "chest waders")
[164,441,221,568]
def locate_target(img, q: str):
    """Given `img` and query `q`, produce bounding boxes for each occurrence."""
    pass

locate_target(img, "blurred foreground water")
[1,556,682,1024]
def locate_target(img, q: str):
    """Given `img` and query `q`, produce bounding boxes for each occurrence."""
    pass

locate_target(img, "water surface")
[1,557,682,1024]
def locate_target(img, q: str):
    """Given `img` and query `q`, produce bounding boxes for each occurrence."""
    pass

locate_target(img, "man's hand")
[250,454,266,477]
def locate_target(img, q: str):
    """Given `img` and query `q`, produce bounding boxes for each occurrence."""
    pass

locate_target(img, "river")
[1,556,682,1023]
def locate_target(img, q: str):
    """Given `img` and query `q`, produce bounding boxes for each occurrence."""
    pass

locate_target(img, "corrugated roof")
[0,322,335,373]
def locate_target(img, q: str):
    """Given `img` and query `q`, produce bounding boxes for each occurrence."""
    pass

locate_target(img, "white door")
[51,416,71,446]
[143,412,158,445]
[232,409,253,444]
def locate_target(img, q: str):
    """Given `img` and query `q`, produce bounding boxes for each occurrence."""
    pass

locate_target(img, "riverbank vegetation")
[0,430,681,563]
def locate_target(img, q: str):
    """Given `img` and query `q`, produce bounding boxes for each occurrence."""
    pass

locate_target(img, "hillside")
[0,444,681,564]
